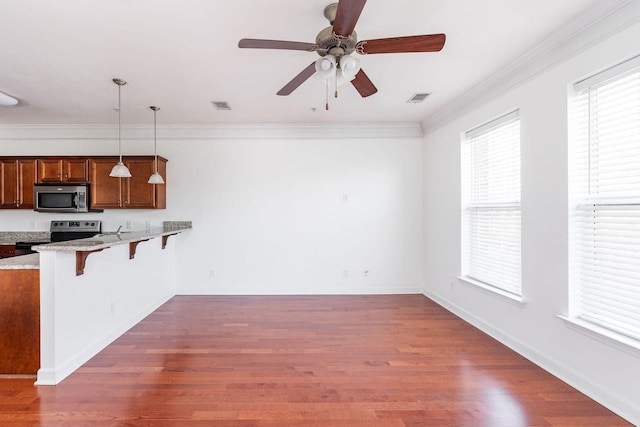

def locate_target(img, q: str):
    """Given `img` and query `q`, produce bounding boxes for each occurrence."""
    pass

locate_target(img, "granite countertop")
[0,253,39,269]
[0,221,190,269]
[0,231,50,245]
[34,222,191,252]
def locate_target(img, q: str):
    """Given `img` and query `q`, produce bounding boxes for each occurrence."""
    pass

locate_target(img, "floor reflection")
[459,360,528,426]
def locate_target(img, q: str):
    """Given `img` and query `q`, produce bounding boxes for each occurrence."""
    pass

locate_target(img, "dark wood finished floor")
[0,295,632,426]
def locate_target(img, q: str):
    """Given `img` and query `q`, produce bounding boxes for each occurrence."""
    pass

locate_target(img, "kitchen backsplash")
[162,221,192,231]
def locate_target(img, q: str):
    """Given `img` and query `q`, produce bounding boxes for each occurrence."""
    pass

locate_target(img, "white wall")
[421,18,640,425]
[0,125,424,295]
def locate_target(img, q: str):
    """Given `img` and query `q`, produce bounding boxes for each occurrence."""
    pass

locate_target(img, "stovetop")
[13,221,103,249]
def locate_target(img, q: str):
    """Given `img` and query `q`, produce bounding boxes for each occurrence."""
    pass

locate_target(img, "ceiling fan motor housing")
[316,26,357,57]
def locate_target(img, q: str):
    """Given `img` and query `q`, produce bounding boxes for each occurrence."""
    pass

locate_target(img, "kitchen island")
[33,222,191,385]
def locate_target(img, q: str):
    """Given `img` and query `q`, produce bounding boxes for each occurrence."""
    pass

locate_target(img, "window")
[569,54,640,342]
[461,110,521,297]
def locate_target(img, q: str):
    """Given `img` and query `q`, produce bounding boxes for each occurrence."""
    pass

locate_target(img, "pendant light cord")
[118,83,122,163]
[153,108,158,173]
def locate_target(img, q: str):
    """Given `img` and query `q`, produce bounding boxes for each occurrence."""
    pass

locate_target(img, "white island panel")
[36,233,179,385]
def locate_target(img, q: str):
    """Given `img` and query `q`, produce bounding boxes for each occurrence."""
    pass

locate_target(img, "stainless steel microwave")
[34,184,89,213]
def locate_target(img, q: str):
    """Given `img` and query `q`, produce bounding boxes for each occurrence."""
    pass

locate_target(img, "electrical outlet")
[126,220,133,229]
[209,269,216,280]
[342,269,349,278]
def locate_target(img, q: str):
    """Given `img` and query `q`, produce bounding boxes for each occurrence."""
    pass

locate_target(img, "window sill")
[456,276,525,306]
[558,315,640,357]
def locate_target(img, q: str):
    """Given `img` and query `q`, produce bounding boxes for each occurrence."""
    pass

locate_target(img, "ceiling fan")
[238,0,446,101]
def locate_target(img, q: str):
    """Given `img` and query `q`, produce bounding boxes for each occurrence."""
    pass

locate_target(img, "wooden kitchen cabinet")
[89,158,121,209]
[0,159,36,209]
[37,158,88,183]
[0,244,16,258]
[89,157,166,209]
[0,269,40,374]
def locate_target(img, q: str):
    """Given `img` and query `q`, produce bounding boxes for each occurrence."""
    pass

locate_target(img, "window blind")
[462,111,521,296]
[570,64,640,341]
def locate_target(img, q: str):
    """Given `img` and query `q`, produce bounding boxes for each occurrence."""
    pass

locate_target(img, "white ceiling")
[0,0,616,126]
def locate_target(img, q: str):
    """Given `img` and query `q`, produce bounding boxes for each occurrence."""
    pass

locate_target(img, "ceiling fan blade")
[277,62,317,96]
[357,34,446,54]
[333,0,367,37]
[351,69,377,97]
[238,38,317,52]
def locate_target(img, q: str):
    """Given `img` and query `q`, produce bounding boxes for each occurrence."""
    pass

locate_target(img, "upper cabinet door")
[37,159,63,182]
[124,159,157,208]
[37,159,88,183]
[89,158,123,209]
[17,160,36,208]
[63,159,89,182]
[0,159,34,209]
[123,158,167,209]
[0,160,18,208]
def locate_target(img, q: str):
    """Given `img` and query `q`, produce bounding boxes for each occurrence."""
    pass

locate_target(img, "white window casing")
[569,57,640,342]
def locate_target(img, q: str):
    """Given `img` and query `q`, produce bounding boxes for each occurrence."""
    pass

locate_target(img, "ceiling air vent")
[407,93,431,103]
[211,101,232,111]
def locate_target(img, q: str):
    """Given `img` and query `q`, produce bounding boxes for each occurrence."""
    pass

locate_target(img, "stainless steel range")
[49,220,102,242]
[14,220,102,255]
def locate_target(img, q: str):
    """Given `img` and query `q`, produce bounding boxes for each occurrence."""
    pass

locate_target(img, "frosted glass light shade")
[314,55,336,80]
[109,161,132,177]
[148,171,165,184]
[339,55,361,80]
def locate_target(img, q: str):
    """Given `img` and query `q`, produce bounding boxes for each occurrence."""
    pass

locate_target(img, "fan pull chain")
[325,79,329,111]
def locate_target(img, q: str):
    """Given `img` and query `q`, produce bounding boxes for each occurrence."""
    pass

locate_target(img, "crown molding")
[421,0,640,134]
[0,122,423,141]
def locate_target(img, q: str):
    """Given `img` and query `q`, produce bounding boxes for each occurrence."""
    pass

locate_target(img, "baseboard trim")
[36,292,174,386]
[422,288,639,425]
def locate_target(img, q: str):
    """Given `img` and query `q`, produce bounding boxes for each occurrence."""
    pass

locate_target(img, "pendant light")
[148,106,165,184]
[109,78,132,178]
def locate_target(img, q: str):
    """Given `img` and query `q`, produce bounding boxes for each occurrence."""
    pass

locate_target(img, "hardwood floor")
[0,295,632,426]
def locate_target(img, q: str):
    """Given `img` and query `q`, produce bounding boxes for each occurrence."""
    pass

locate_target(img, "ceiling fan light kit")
[238,0,446,101]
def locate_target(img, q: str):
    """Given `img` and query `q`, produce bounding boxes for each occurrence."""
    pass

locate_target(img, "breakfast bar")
[18,222,192,385]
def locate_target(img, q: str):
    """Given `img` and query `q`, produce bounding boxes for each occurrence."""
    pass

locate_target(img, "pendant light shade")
[148,106,165,184]
[110,78,132,178]
[110,161,132,178]
[148,170,165,184]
